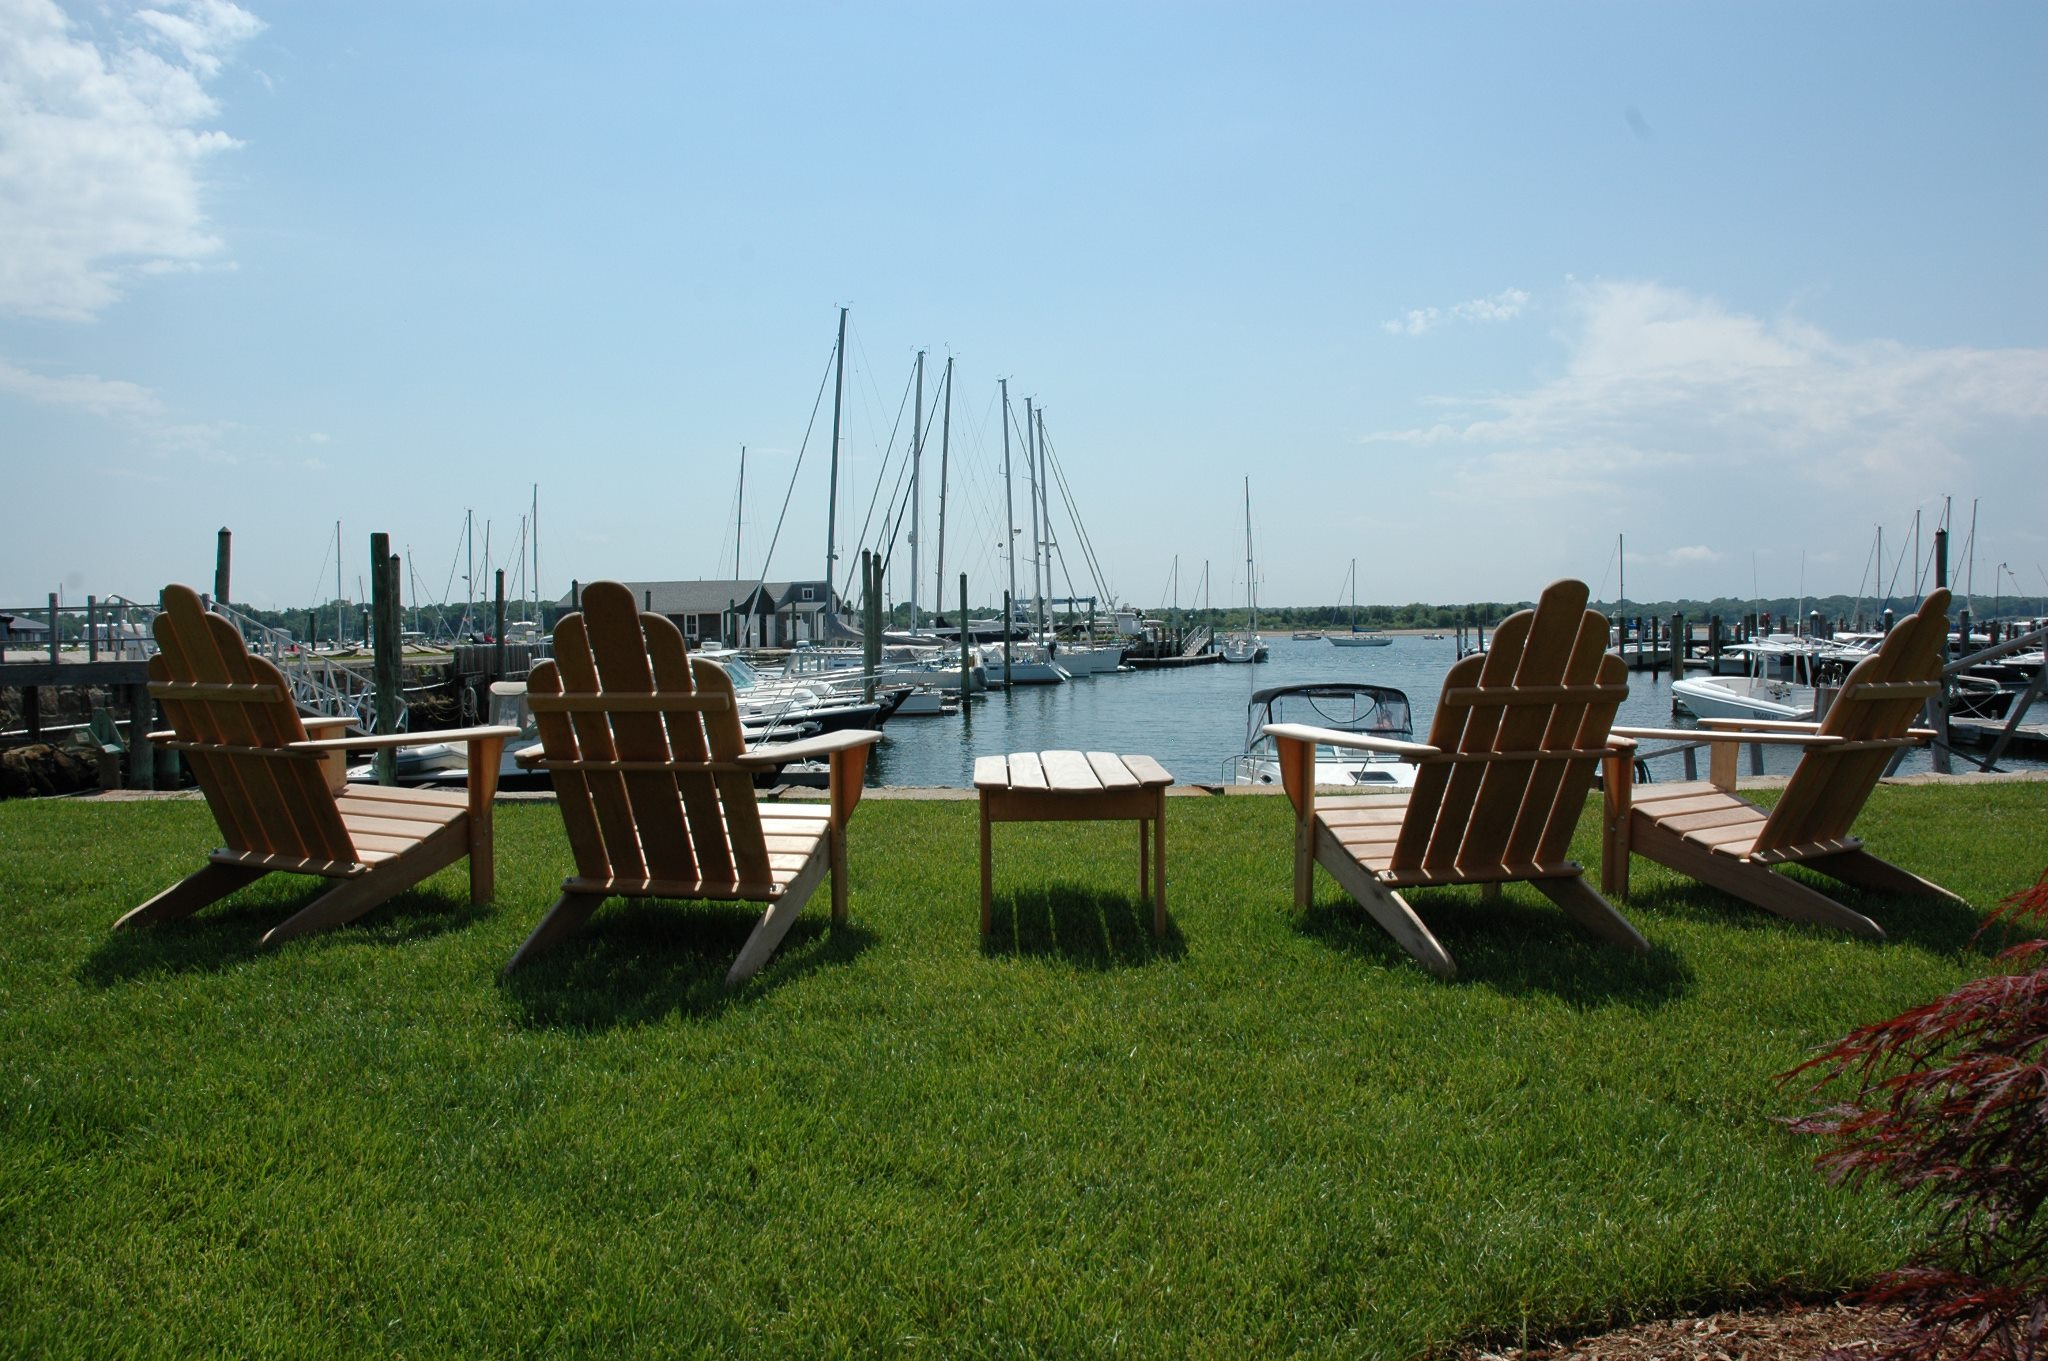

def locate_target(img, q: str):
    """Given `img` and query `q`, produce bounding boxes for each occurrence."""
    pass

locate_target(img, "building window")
[683,615,700,639]
[800,586,815,601]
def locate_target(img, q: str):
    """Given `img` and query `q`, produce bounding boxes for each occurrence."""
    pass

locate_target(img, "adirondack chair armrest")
[1696,717,1822,732]
[290,724,522,752]
[1611,725,1843,748]
[1261,722,1440,761]
[301,716,355,735]
[733,729,884,768]
[513,742,546,770]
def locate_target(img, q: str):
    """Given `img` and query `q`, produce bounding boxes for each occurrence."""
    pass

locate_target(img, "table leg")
[1152,790,1167,937]
[979,795,993,935]
[1138,818,1149,905]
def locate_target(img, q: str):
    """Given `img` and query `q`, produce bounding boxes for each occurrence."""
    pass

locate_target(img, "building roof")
[554,579,838,616]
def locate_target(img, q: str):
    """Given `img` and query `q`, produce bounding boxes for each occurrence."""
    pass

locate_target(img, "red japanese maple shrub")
[1783,867,2048,1360]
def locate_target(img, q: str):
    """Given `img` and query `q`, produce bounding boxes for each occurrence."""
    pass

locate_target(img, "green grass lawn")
[2,782,2043,1358]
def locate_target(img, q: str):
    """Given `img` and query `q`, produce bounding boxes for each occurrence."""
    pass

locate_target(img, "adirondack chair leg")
[260,827,470,948]
[1530,875,1651,954]
[503,890,609,973]
[1315,842,1457,979]
[115,862,267,930]
[728,842,830,986]
[828,825,849,926]
[1804,849,1966,905]
[1633,819,1885,940]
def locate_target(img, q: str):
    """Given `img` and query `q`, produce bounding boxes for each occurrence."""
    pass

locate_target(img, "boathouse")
[555,579,842,647]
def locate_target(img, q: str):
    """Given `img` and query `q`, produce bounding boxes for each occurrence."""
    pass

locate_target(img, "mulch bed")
[1448,1299,1912,1360]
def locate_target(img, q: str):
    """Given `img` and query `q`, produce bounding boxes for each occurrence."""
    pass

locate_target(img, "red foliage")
[1783,868,2048,1360]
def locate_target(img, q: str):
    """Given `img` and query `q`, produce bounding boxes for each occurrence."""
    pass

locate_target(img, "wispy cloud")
[0,0,264,320]
[1382,288,1530,336]
[0,357,225,449]
[1365,279,2048,505]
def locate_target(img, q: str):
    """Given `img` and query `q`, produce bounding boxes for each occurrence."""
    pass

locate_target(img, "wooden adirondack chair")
[505,581,881,985]
[1266,579,1649,978]
[115,584,518,945]
[1601,588,1962,938]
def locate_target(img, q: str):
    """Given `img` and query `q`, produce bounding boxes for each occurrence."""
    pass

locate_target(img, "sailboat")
[1328,558,1392,647]
[1220,478,1268,662]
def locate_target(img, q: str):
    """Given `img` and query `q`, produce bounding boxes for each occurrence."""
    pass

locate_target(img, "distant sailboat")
[1328,558,1392,648]
[1220,478,1268,663]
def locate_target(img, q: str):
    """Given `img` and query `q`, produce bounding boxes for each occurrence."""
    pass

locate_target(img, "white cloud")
[1382,288,1530,336]
[0,0,263,320]
[0,356,164,418]
[0,356,225,449]
[1649,545,1724,568]
[306,431,329,444]
[1365,279,2048,504]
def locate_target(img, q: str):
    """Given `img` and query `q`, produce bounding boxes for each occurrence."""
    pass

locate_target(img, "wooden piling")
[371,533,402,784]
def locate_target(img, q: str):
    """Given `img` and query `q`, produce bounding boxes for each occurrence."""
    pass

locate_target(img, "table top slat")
[1041,749,1103,792]
[971,755,1011,789]
[1085,751,1141,789]
[1118,753,1175,788]
[1006,751,1048,790]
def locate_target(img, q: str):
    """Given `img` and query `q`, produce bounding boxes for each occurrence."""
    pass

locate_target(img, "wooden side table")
[973,750,1176,937]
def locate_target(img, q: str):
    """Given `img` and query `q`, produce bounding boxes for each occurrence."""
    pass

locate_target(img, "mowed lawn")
[2,781,2043,1358]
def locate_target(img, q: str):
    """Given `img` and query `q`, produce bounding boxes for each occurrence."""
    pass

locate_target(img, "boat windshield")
[711,655,760,689]
[1246,684,1413,751]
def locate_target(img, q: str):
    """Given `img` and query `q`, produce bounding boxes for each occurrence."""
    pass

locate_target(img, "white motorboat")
[978,641,1070,685]
[1223,682,1420,790]
[1670,636,1866,722]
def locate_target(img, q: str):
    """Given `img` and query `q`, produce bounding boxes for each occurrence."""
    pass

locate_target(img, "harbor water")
[865,634,2038,788]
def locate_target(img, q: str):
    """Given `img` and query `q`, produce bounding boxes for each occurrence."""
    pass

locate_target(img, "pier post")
[1882,608,1895,635]
[1670,614,1684,683]
[1002,591,1013,688]
[862,551,882,704]
[1710,615,1722,667]
[371,533,402,784]
[215,527,232,606]
[960,574,970,698]
[126,683,154,791]
[48,592,59,664]
[87,596,98,662]
[494,571,507,679]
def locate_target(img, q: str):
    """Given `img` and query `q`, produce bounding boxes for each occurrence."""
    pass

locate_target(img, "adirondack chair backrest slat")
[1752,588,1951,855]
[532,582,770,889]
[1389,580,1621,875]
[151,584,354,864]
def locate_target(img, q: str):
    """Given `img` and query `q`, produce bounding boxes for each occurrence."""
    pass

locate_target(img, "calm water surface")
[866,635,2032,788]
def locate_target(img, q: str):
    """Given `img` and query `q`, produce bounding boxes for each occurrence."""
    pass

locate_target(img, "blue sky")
[4,0,2045,617]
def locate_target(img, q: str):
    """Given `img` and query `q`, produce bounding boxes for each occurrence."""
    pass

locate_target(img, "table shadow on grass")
[1626,874,1991,958]
[1296,889,1692,1009]
[979,885,1187,969]
[499,900,876,1029]
[76,886,490,986]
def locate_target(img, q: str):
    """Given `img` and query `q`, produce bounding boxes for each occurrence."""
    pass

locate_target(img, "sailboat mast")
[1000,379,1018,634]
[934,356,952,616]
[1025,397,1044,636]
[531,482,539,624]
[334,521,344,646]
[1037,407,1054,636]
[910,348,924,632]
[734,446,746,579]
[1244,478,1255,633]
[825,305,847,614]
[1617,532,1626,647]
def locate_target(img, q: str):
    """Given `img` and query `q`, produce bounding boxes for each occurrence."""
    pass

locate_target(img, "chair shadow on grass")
[77,884,490,987]
[498,900,877,1030]
[980,885,1187,970]
[1295,887,1693,1010]
[1621,868,1995,959]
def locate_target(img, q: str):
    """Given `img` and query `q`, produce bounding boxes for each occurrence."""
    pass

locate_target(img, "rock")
[0,743,102,799]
